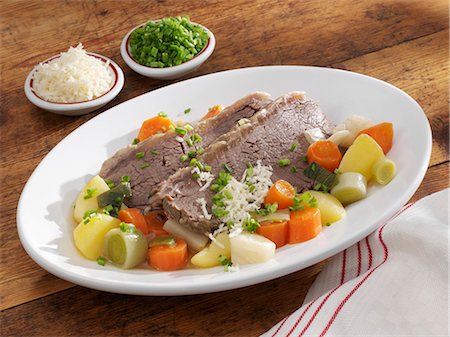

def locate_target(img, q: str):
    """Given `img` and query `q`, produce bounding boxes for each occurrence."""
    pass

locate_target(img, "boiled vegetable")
[191,232,231,268]
[307,140,342,172]
[288,207,322,244]
[230,232,275,265]
[118,208,148,235]
[264,180,295,209]
[73,213,121,260]
[201,105,223,121]
[163,219,209,252]
[331,172,367,205]
[256,221,288,248]
[307,190,346,225]
[145,211,168,236]
[254,209,290,224]
[303,162,338,192]
[357,122,393,154]
[327,130,353,147]
[73,175,110,223]
[372,157,397,185]
[103,224,148,269]
[148,238,188,271]
[338,134,384,181]
[138,116,175,142]
[97,182,132,208]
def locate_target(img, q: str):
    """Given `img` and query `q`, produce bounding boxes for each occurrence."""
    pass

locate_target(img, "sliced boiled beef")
[99,92,272,209]
[155,92,335,233]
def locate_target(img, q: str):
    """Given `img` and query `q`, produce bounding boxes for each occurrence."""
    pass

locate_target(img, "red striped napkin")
[262,189,449,337]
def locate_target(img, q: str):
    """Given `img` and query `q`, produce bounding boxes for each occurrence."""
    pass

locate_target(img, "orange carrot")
[138,116,175,142]
[144,211,168,236]
[256,221,288,248]
[357,122,393,154]
[118,208,148,235]
[200,105,223,121]
[264,180,296,209]
[307,140,342,172]
[288,207,322,244]
[148,238,188,271]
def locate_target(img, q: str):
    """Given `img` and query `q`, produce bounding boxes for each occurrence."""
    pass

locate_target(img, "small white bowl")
[24,53,124,116]
[121,21,215,80]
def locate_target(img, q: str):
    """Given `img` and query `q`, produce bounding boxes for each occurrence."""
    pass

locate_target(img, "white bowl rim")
[121,20,215,75]
[24,52,125,111]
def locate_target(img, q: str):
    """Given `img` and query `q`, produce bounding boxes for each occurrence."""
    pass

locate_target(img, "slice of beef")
[156,92,335,233]
[99,92,272,209]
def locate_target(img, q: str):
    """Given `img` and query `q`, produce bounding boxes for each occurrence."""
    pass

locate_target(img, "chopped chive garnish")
[169,124,175,130]
[290,143,298,152]
[196,147,204,155]
[188,150,197,158]
[302,155,308,162]
[158,111,167,117]
[184,108,191,114]
[246,162,254,177]
[223,163,232,174]
[140,163,150,169]
[243,218,260,233]
[175,127,187,136]
[184,123,194,131]
[291,166,298,173]
[151,149,159,155]
[192,173,200,179]
[223,190,233,200]
[83,188,97,200]
[121,175,131,183]
[278,159,291,167]
[218,254,233,271]
[325,222,331,227]
[83,209,97,219]
[97,256,107,266]
[190,158,198,166]
[135,151,145,159]
[105,179,115,189]
[334,169,341,175]
[132,138,139,145]
[203,165,212,172]
[180,154,189,162]
[119,222,129,232]
[186,138,194,147]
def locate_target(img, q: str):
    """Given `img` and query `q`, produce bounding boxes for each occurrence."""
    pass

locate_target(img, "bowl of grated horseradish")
[24,44,124,116]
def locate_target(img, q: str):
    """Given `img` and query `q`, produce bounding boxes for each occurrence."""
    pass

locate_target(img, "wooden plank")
[335,30,449,167]
[0,262,327,337]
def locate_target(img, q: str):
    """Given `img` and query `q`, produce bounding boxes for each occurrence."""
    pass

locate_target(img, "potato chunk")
[73,175,110,223]
[308,191,346,225]
[191,233,231,268]
[73,213,121,260]
[338,134,384,181]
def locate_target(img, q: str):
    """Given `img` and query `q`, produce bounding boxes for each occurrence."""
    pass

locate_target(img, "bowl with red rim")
[121,21,215,80]
[24,53,124,116]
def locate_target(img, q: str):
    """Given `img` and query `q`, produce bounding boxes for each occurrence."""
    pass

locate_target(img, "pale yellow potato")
[191,232,231,268]
[308,191,346,225]
[73,175,110,223]
[338,134,384,181]
[73,213,121,260]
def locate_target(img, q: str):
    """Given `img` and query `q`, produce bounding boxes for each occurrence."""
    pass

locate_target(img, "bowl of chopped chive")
[121,16,215,80]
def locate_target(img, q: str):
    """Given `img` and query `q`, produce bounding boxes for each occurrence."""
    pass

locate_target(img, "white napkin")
[262,188,449,337]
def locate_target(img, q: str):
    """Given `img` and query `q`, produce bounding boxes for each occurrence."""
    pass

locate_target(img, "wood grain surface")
[0,0,448,336]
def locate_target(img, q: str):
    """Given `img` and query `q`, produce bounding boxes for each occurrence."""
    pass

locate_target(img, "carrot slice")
[118,208,148,235]
[288,207,322,244]
[200,105,223,121]
[357,122,393,154]
[137,116,175,142]
[144,211,168,236]
[256,221,288,248]
[264,180,296,209]
[148,238,188,271]
[307,140,342,172]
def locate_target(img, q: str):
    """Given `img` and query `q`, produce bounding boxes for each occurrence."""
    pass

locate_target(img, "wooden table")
[1,0,448,335]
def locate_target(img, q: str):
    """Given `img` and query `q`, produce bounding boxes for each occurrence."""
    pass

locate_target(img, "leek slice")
[163,219,209,252]
[331,172,367,205]
[103,226,147,269]
[253,209,290,224]
[372,157,396,185]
